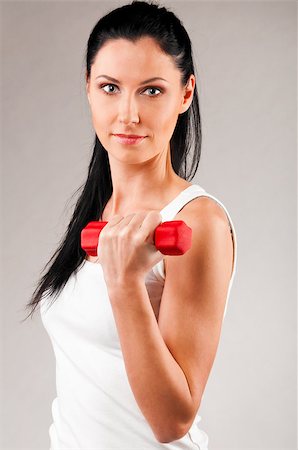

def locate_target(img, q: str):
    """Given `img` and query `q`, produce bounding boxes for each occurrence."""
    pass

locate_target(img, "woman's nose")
[118,94,140,124]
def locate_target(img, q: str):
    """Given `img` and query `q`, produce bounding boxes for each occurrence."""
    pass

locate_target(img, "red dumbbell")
[81,220,192,257]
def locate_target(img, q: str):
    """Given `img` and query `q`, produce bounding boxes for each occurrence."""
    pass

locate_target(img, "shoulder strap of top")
[159,184,206,222]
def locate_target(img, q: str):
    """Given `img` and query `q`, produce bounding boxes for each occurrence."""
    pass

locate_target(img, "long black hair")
[22,0,202,322]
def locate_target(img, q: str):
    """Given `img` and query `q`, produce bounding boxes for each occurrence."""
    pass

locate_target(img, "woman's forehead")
[92,38,179,81]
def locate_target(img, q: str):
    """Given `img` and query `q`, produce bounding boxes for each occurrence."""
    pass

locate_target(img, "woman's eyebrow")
[95,74,169,85]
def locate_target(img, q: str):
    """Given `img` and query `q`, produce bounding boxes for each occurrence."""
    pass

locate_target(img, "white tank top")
[40,183,237,450]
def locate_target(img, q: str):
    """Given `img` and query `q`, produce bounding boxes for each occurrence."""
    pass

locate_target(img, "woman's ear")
[86,74,91,105]
[180,74,196,115]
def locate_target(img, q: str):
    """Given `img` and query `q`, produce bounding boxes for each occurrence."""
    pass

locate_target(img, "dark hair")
[22,0,202,322]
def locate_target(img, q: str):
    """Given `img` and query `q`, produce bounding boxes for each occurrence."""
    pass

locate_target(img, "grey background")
[1,1,296,449]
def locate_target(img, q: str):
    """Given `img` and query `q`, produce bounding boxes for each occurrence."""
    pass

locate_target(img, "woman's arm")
[107,197,234,444]
[108,280,193,444]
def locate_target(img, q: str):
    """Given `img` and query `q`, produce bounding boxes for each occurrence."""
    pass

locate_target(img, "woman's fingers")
[137,211,162,243]
[101,211,162,240]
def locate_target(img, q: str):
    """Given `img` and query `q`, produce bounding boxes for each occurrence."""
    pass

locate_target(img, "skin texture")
[84,37,234,443]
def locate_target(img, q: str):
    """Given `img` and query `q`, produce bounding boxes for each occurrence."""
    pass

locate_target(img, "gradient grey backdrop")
[1,1,296,449]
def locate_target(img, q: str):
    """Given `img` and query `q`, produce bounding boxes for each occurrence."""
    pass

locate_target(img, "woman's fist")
[95,211,164,286]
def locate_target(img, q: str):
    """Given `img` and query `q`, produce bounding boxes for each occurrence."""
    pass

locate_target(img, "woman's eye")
[100,84,118,94]
[99,83,162,97]
[144,87,162,96]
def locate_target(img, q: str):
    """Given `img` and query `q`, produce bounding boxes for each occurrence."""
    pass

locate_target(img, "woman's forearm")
[107,279,193,443]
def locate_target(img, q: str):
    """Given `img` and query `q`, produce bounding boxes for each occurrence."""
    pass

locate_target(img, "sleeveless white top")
[40,183,237,450]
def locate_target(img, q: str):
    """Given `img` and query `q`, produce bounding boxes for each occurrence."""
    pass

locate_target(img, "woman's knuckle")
[118,228,127,238]
[133,231,142,242]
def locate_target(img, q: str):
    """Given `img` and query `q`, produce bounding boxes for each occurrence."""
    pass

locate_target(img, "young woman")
[25,1,237,449]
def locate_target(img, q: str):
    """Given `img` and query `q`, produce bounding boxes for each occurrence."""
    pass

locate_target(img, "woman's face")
[86,37,194,163]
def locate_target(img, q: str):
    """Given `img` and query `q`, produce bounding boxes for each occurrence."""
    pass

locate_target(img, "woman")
[25,1,237,449]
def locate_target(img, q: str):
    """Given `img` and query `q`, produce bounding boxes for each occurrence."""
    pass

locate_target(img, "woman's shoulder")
[176,192,231,228]
[163,193,234,277]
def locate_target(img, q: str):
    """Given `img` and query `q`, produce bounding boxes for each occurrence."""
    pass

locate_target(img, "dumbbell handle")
[81,220,192,257]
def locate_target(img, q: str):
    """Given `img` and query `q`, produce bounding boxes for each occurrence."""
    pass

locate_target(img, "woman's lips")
[113,134,146,145]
